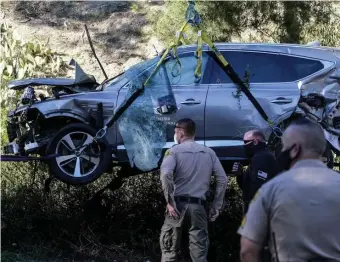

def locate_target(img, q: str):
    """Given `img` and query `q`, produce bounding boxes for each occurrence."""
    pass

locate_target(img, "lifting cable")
[186,1,282,137]
[95,0,282,142]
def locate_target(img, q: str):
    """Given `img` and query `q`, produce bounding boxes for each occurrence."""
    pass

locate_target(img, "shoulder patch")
[164,149,173,157]
[240,215,247,229]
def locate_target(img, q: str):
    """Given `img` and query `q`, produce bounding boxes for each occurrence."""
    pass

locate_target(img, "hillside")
[0,1,165,83]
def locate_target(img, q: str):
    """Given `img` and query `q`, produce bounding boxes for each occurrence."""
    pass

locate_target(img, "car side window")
[165,52,210,85]
[210,51,324,84]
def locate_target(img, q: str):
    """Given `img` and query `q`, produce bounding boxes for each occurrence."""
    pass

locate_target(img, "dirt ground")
[0,1,165,83]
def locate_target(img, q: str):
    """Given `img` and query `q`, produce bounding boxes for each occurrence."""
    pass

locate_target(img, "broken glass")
[117,55,178,171]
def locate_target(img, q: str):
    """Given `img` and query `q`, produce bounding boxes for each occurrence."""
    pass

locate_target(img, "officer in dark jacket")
[232,129,278,215]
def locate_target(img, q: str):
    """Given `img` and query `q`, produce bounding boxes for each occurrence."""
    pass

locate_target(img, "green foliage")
[301,19,340,47]
[2,2,339,261]
[151,1,339,45]
[150,1,339,109]
[151,1,252,44]
[1,164,243,261]
[0,22,68,108]
[232,65,253,109]
[0,22,69,147]
[0,22,66,84]
[1,107,9,145]
[130,2,141,13]
[0,23,75,260]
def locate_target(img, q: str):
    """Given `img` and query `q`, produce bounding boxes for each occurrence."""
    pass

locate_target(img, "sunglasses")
[243,139,255,145]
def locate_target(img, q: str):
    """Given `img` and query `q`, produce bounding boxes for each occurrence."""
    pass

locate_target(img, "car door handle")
[271,98,293,104]
[180,99,201,105]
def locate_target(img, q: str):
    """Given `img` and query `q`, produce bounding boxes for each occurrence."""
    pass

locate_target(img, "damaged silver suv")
[3,42,340,185]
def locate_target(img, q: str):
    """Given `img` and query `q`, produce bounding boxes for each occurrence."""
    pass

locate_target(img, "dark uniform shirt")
[237,146,277,211]
[238,159,340,261]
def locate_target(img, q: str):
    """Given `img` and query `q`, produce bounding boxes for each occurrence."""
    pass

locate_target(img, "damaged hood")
[8,78,83,90]
[7,58,99,91]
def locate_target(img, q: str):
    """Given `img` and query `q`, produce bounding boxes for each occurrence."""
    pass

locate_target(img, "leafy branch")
[0,22,68,107]
[232,64,253,109]
[0,22,70,145]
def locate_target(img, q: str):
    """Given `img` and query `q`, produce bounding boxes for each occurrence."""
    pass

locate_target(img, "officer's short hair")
[251,130,266,141]
[176,118,196,137]
[288,117,326,156]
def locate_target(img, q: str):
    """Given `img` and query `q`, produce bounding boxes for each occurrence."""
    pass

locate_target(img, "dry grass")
[0,1,165,83]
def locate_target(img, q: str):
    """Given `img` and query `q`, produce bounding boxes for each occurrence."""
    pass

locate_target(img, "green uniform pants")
[160,202,209,262]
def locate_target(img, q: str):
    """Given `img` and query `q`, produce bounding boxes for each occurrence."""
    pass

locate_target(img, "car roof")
[175,42,338,62]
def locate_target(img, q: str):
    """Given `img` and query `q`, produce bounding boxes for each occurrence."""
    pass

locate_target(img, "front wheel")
[46,123,112,185]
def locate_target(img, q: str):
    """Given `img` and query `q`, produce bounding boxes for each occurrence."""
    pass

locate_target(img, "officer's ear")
[178,129,184,138]
[290,143,301,159]
[253,138,259,145]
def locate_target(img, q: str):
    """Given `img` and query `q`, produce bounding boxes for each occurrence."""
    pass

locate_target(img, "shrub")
[151,1,339,46]
[1,165,243,261]
[0,22,68,108]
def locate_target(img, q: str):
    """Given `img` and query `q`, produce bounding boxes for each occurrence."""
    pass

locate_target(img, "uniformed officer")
[232,129,277,215]
[238,118,340,262]
[159,118,228,262]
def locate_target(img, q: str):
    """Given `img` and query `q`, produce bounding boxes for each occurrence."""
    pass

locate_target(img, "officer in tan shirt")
[238,117,340,262]
[160,118,228,262]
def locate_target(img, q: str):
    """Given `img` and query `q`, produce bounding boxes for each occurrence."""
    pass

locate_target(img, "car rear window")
[210,51,324,84]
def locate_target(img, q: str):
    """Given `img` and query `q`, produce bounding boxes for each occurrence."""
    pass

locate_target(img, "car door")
[116,51,211,165]
[162,51,212,147]
[205,50,324,159]
[205,52,246,160]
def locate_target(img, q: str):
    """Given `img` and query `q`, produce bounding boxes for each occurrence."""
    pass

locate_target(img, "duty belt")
[175,195,206,205]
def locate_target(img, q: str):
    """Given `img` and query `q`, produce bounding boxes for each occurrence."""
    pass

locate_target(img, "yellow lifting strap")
[146,6,276,131]
[191,26,276,130]
[143,21,190,87]
[201,29,229,67]
[193,30,202,81]
[169,22,191,78]
[193,25,228,82]
[96,0,279,140]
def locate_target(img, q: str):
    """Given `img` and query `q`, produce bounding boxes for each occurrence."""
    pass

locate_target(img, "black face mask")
[244,140,266,158]
[277,145,298,173]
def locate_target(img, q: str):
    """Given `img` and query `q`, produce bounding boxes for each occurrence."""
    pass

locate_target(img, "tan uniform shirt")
[238,159,340,261]
[160,140,228,210]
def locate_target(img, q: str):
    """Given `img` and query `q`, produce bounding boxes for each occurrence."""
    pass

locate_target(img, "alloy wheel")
[55,131,100,177]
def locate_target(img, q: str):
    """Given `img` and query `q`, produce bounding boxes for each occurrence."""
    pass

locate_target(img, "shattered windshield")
[116,55,177,171]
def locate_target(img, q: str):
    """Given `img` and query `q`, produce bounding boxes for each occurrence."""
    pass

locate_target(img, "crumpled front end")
[296,66,340,136]
[3,91,116,156]
[299,67,340,100]
[3,106,45,155]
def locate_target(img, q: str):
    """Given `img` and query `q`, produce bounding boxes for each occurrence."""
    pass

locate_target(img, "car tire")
[46,123,112,186]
